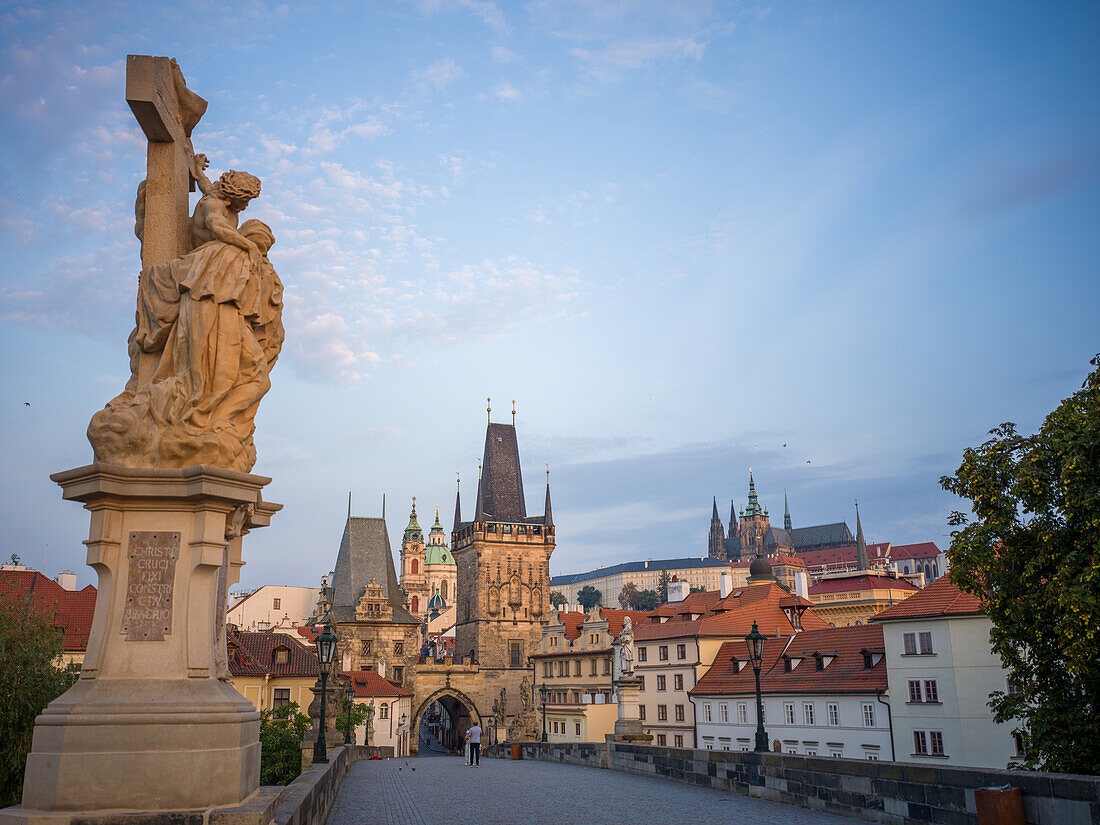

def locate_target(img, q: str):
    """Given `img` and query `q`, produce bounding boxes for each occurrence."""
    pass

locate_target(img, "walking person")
[463,728,471,766]
[467,721,482,767]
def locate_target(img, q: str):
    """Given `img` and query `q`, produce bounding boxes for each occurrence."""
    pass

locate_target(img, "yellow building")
[227,625,318,712]
[808,573,918,627]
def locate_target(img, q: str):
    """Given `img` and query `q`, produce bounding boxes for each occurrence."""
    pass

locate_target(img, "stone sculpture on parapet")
[2,55,286,824]
[618,615,636,674]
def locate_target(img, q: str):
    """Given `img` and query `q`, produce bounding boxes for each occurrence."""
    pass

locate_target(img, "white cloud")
[416,0,509,34]
[413,58,465,92]
[490,45,521,63]
[493,79,522,102]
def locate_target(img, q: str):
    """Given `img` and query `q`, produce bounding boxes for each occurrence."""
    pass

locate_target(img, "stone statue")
[520,675,533,710]
[88,151,284,473]
[494,687,507,727]
[618,616,635,675]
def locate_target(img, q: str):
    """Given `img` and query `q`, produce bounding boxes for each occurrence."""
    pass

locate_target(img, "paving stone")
[329,754,863,825]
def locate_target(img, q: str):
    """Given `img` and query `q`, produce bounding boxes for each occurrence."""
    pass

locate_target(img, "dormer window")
[813,652,837,671]
[273,647,289,665]
[782,655,803,672]
[860,648,884,669]
[227,644,239,663]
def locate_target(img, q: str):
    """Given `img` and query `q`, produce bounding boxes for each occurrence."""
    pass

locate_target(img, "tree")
[656,570,671,604]
[940,355,1100,775]
[618,582,640,609]
[636,589,660,611]
[258,701,311,785]
[689,585,706,594]
[0,590,79,806]
[576,585,601,611]
[550,590,567,609]
[334,700,371,745]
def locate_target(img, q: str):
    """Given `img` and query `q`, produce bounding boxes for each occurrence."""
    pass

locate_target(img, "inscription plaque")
[121,531,180,640]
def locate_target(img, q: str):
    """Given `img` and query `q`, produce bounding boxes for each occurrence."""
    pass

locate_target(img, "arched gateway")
[411,687,481,755]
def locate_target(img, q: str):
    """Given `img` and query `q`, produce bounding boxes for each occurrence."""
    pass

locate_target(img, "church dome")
[404,500,423,542]
[428,589,447,611]
[748,554,774,581]
[424,546,454,565]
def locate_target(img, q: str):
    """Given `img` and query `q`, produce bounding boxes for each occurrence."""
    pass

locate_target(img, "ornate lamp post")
[313,621,337,764]
[539,684,549,742]
[343,682,355,746]
[745,621,768,752]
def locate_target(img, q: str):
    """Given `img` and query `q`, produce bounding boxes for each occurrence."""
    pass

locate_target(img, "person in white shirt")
[467,723,481,767]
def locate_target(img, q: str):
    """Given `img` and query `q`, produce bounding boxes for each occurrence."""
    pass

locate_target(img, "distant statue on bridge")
[618,616,636,675]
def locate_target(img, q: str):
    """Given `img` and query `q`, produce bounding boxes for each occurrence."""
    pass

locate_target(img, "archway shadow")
[411,687,481,756]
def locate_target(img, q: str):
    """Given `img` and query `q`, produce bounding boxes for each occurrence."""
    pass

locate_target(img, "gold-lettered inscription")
[121,531,179,641]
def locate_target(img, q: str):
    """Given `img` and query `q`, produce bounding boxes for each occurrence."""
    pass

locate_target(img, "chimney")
[667,576,688,604]
[57,571,77,591]
[719,570,733,599]
[793,569,809,598]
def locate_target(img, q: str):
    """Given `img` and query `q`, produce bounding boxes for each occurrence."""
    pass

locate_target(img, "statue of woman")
[88,155,283,473]
[618,616,635,676]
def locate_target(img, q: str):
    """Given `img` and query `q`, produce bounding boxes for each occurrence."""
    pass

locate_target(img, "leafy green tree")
[689,585,706,594]
[618,582,640,609]
[656,570,671,603]
[259,701,311,785]
[334,700,371,745]
[577,585,601,611]
[0,590,79,806]
[941,355,1100,774]
[636,589,660,611]
[550,590,567,609]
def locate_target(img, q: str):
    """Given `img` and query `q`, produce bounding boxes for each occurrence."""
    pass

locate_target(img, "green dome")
[424,545,454,565]
[403,501,422,541]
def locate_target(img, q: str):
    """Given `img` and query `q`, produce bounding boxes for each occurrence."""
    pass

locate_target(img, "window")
[930,730,945,755]
[913,730,928,755]
[677,644,686,660]
[273,598,281,609]
[924,680,939,703]
[1013,731,1026,757]
[575,722,581,736]
[392,666,403,683]
[658,645,669,661]
[638,647,647,662]
[908,679,923,703]
[806,748,817,756]
[674,734,684,747]
[787,746,798,754]
[590,659,597,676]
[720,703,729,723]
[831,750,843,758]
[656,734,666,746]
[361,640,372,655]
[827,703,839,727]
[867,754,879,761]
[393,641,404,656]
[510,641,523,668]
[550,636,558,648]
[784,703,795,724]
[919,631,934,654]
[674,674,683,691]
[803,703,815,726]
[903,632,917,655]
[411,596,419,613]
[603,658,611,675]
[411,559,418,574]
[273,647,289,665]
[675,705,685,722]
[736,703,746,724]
[862,703,875,728]
[703,703,712,722]
[656,675,666,691]
[273,688,290,708]
[638,676,645,691]
[441,580,448,599]
[657,705,667,721]
[639,705,646,721]
[380,703,389,720]
[574,660,581,676]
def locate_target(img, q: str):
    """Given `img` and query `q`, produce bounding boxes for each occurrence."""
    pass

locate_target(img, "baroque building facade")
[399,501,457,620]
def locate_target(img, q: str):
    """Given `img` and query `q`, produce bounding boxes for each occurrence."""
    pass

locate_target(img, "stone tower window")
[411,559,418,575]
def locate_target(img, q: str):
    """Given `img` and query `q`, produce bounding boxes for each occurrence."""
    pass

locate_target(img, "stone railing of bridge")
[486,741,1099,825]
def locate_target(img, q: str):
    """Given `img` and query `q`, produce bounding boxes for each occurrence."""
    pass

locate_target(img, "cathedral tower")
[400,499,427,616]
[739,470,772,556]
[452,421,554,669]
[707,497,726,558]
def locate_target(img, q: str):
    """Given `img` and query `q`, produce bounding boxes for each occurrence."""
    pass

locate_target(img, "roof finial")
[487,397,491,423]
[512,400,516,426]
[456,471,460,490]
[382,492,386,520]
[347,491,352,520]
[546,463,550,482]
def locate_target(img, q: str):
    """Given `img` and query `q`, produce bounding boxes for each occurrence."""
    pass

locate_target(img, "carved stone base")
[613,676,644,737]
[6,464,280,815]
[0,786,283,825]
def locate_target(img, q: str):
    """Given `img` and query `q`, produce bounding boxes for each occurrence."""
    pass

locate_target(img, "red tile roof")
[227,625,319,677]
[0,569,97,652]
[808,575,918,595]
[346,669,413,698]
[797,543,891,570]
[690,624,887,697]
[769,555,807,568]
[296,625,321,643]
[556,611,587,640]
[873,575,983,621]
[889,542,942,561]
[555,609,649,641]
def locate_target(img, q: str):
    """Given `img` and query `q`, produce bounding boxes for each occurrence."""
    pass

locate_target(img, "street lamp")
[344,682,355,747]
[745,621,768,752]
[313,621,337,764]
[539,684,549,743]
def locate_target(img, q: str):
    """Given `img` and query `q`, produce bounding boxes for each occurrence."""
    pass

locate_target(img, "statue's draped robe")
[88,235,283,472]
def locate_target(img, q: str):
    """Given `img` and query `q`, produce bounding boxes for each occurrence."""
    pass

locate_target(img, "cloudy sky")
[1,1,1097,591]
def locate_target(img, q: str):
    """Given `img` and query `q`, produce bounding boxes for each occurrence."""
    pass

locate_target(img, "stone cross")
[125,55,207,270]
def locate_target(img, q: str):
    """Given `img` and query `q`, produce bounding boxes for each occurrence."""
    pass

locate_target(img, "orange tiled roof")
[808,575,918,595]
[346,669,413,698]
[227,625,318,678]
[889,542,942,561]
[797,543,891,569]
[873,575,983,621]
[690,624,887,696]
[556,611,587,640]
[0,569,97,652]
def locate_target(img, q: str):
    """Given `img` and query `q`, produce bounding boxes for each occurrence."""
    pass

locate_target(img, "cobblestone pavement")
[328,754,860,825]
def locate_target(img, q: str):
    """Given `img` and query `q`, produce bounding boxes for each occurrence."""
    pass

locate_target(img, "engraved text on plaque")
[121,531,180,640]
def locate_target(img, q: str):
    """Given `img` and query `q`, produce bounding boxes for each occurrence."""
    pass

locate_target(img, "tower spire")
[784,490,792,532]
[743,468,762,517]
[728,499,738,538]
[544,464,553,526]
[453,473,462,533]
[474,460,484,521]
[708,496,726,558]
[855,500,870,571]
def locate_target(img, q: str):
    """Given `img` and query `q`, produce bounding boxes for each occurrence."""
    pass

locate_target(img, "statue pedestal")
[612,677,652,742]
[1,464,280,822]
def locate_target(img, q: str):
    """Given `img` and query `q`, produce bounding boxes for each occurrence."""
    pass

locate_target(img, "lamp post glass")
[744,621,768,752]
[539,684,549,743]
[314,622,338,764]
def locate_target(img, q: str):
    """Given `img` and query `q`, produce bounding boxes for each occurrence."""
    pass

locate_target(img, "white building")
[227,584,318,630]
[347,670,414,756]
[873,575,1017,768]
[690,624,893,759]
[550,557,735,607]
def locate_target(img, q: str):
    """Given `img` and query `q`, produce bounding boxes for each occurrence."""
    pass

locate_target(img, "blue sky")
[1,1,1097,590]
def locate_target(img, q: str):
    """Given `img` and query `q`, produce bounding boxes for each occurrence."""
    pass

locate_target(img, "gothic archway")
[411,687,482,756]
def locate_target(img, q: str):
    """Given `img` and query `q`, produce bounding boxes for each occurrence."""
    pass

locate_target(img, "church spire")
[453,474,462,533]
[743,469,762,517]
[855,500,870,571]
[784,490,792,532]
[708,496,726,558]
[474,459,484,521]
[544,465,553,526]
[728,500,738,538]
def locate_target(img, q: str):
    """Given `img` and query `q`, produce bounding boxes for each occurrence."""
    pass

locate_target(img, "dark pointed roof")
[544,476,553,526]
[711,496,720,522]
[728,500,738,538]
[328,515,415,623]
[784,491,792,532]
[453,482,462,533]
[790,521,854,551]
[476,422,527,522]
[855,506,870,570]
[744,471,763,517]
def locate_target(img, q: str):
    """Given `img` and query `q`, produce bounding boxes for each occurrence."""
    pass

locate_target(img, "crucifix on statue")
[126,54,208,271]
